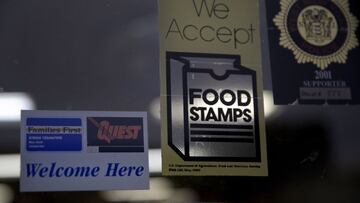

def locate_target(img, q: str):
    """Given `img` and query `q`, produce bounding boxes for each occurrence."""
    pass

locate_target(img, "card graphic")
[166,52,260,162]
[87,117,144,153]
[267,0,360,104]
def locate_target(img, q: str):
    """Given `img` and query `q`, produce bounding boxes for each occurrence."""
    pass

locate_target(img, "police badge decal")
[273,0,359,69]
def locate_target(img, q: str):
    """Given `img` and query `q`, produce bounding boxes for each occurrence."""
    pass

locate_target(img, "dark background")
[0,0,359,202]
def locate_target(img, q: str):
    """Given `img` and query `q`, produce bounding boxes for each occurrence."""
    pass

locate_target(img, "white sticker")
[20,110,149,192]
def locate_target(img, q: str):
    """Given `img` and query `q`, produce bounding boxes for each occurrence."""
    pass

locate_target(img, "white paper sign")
[20,110,149,192]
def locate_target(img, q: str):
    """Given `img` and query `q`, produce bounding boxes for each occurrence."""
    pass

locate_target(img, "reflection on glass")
[0,93,35,122]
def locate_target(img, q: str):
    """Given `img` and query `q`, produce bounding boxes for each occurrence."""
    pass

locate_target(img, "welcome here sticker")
[20,110,149,192]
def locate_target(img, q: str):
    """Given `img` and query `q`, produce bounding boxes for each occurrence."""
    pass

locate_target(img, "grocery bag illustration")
[166,52,260,161]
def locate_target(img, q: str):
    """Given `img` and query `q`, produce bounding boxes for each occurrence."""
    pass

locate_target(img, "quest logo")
[87,117,144,153]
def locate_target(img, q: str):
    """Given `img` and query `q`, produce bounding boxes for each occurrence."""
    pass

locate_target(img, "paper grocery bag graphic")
[166,52,260,162]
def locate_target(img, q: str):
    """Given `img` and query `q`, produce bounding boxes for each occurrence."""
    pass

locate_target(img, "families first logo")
[165,0,256,49]
[87,117,144,153]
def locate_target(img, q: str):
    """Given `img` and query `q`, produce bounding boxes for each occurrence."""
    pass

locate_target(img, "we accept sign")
[165,0,256,48]
[160,0,268,176]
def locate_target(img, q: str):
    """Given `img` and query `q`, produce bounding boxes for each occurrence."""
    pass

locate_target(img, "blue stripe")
[27,118,81,126]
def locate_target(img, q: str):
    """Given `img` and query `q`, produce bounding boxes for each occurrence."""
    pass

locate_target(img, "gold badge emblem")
[273,0,358,69]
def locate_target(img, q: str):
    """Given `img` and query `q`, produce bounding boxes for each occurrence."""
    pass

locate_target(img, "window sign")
[159,0,268,176]
[20,110,149,192]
